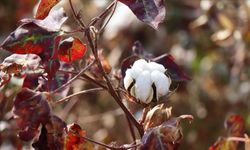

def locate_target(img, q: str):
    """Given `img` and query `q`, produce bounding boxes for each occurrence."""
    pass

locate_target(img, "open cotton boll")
[151,70,171,97]
[125,68,142,79]
[135,70,152,103]
[148,62,166,73]
[124,68,142,90]
[123,73,134,90]
[132,59,149,71]
[123,58,172,104]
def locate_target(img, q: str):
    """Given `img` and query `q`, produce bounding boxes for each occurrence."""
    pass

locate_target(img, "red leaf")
[13,88,51,141]
[35,0,61,19]
[118,0,166,29]
[66,123,85,150]
[1,8,67,60]
[57,37,87,63]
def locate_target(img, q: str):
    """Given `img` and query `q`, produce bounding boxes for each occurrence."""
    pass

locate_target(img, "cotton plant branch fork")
[67,0,144,137]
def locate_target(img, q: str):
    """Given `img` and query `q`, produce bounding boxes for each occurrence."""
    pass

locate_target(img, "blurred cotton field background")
[0,0,250,149]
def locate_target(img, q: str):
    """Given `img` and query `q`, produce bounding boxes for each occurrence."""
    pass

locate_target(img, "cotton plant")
[123,59,171,104]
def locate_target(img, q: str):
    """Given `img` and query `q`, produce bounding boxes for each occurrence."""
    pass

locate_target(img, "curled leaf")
[118,0,166,29]
[57,37,87,63]
[143,104,172,130]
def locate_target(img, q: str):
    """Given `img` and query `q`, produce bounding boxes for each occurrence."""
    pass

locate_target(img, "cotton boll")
[148,61,166,73]
[125,68,142,79]
[123,73,134,90]
[151,70,171,97]
[132,59,149,71]
[135,70,152,103]
[145,88,154,104]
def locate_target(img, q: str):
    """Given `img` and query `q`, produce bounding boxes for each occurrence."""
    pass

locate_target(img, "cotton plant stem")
[68,0,144,139]
[85,29,144,137]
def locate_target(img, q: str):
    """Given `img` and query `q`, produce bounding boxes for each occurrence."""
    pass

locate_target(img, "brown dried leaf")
[143,104,172,130]
[141,115,193,150]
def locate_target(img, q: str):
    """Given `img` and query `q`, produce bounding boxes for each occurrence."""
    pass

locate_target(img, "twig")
[58,70,107,89]
[98,0,118,33]
[89,0,118,26]
[68,0,86,29]
[81,73,108,89]
[75,132,141,150]
[51,61,95,94]
[55,87,104,104]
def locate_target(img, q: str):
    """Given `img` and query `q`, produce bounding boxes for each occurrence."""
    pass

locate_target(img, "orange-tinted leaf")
[66,123,86,150]
[57,37,87,62]
[36,0,60,19]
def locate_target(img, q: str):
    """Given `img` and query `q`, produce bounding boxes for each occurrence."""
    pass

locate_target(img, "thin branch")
[89,0,118,26]
[74,132,141,150]
[55,87,104,104]
[51,61,95,94]
[98,0,118,33]
[79,135,117,149]
[58,70,107,89]
[68,0,86,29]
[81,73,108,89]
[117,90,137,145]
[126,116,137,146]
